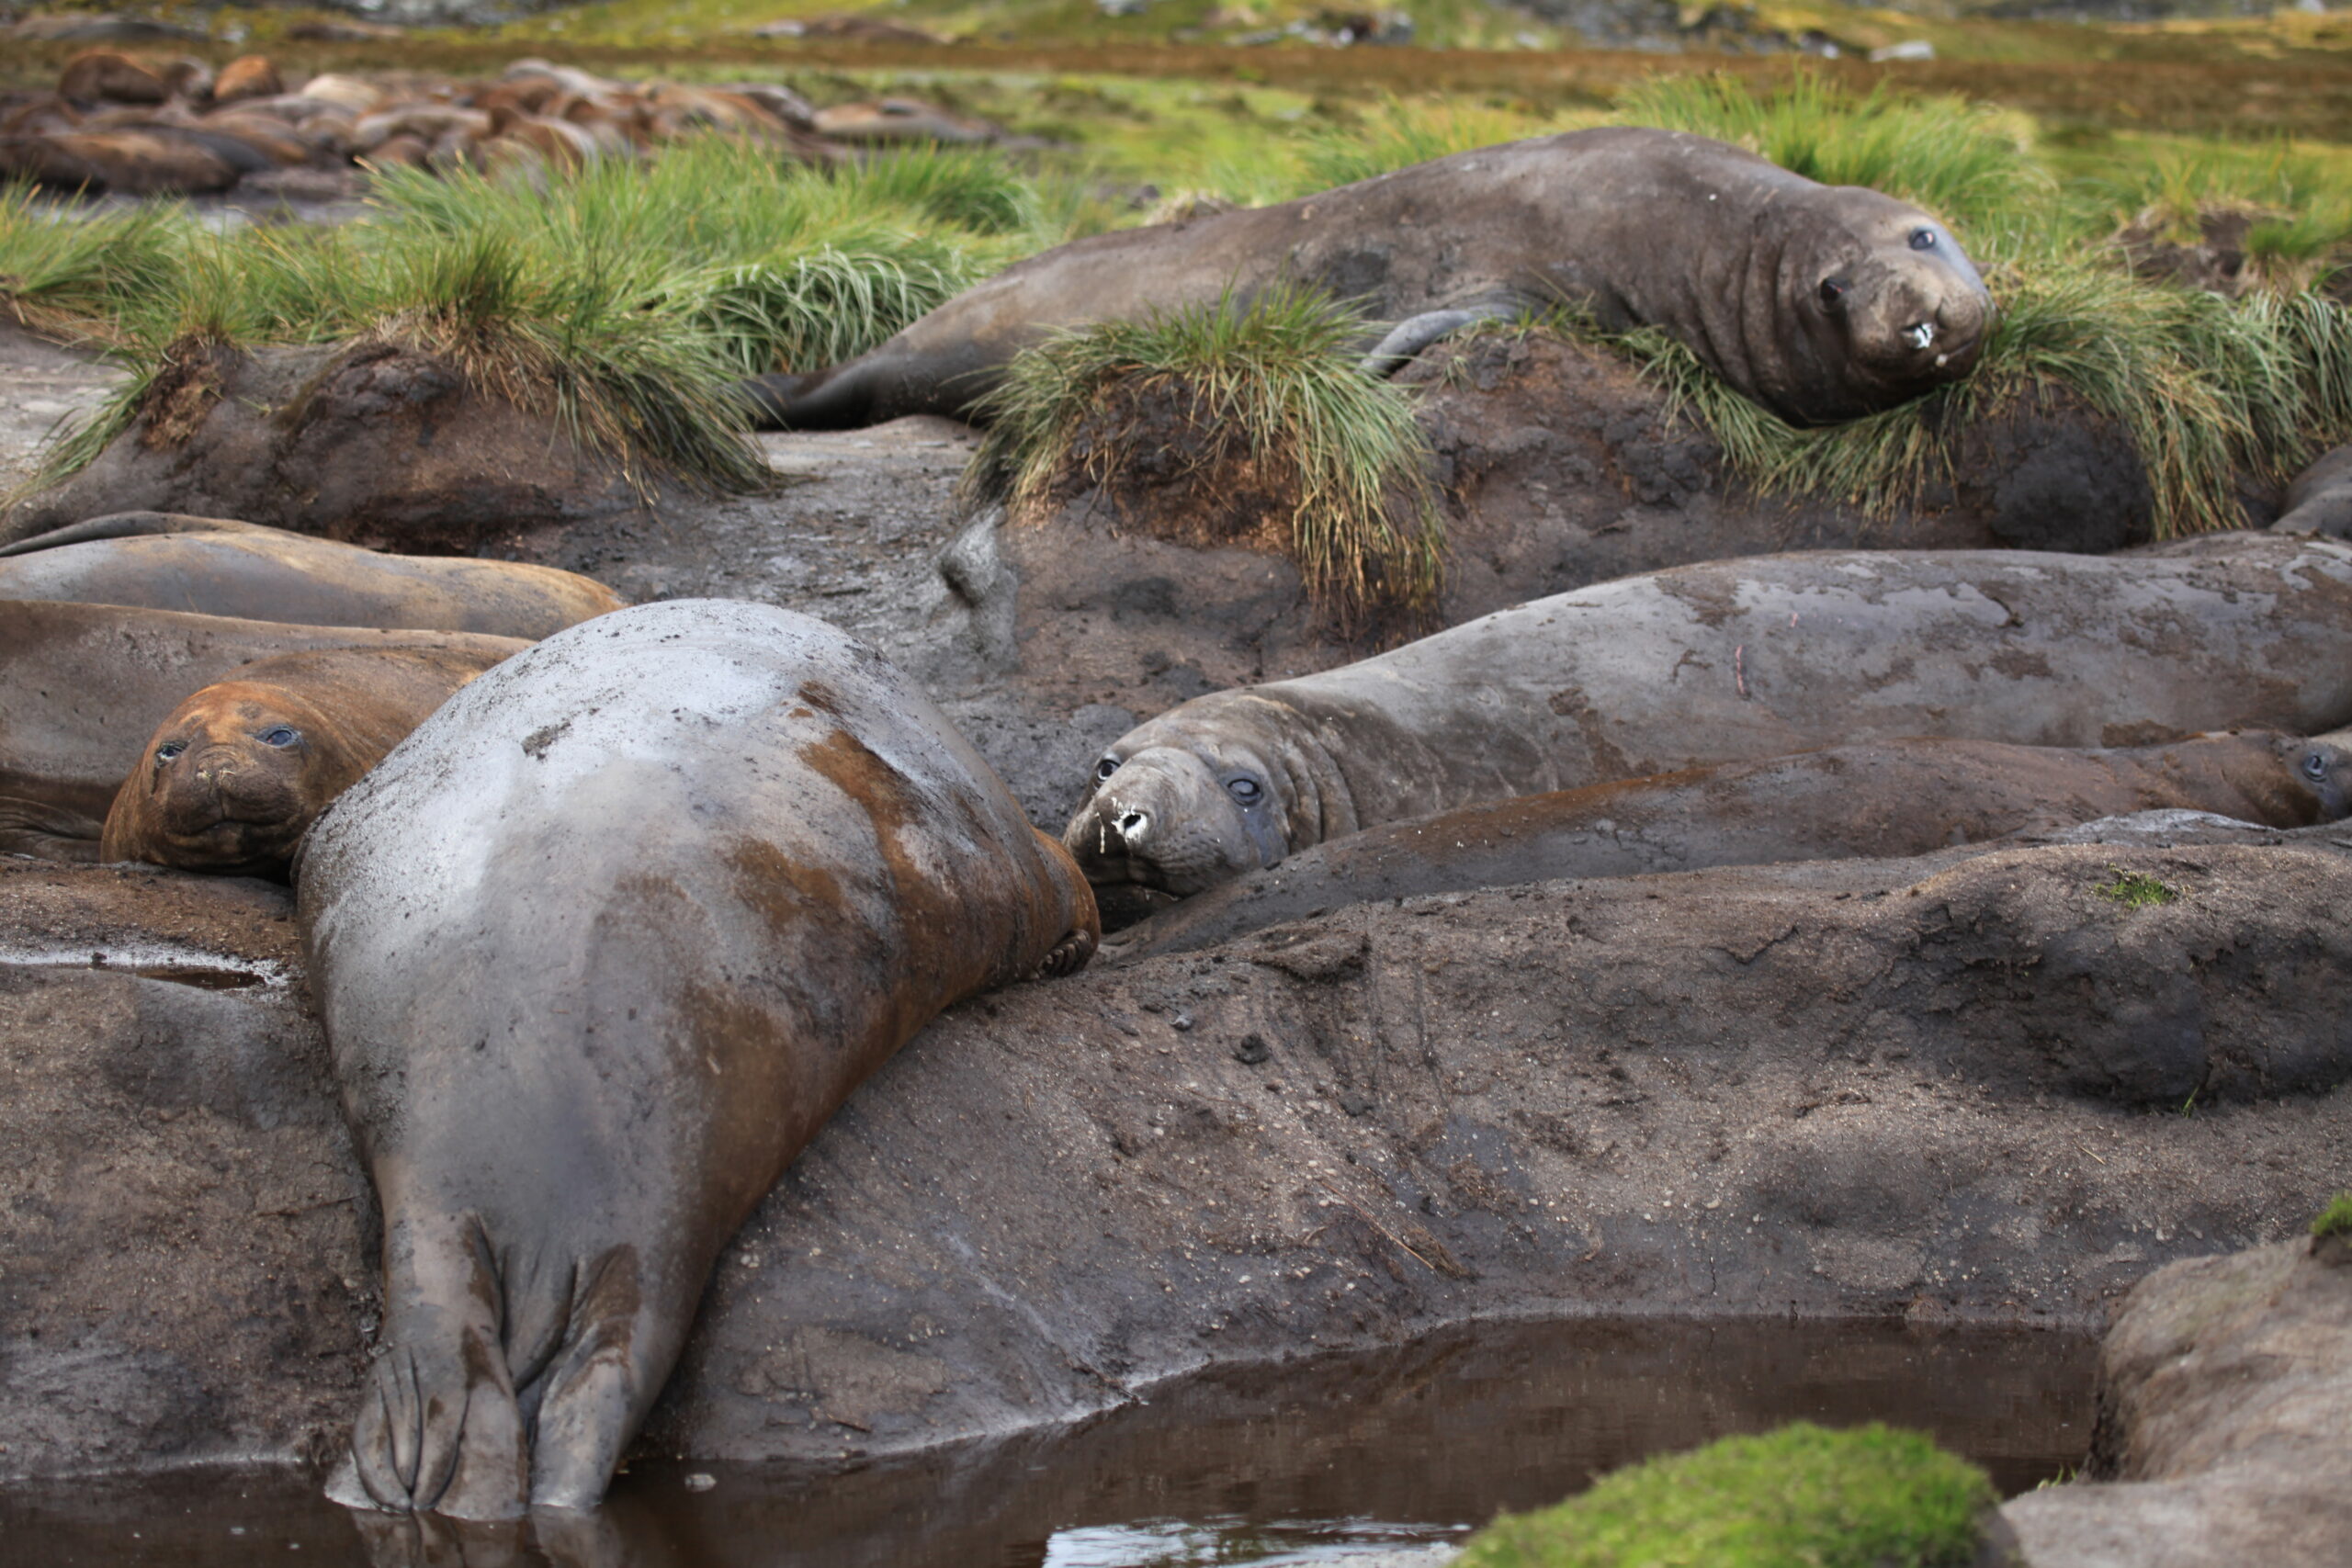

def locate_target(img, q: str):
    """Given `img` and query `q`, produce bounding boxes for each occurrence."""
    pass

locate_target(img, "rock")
[4,840,2347,1481]
[1,338,660,551]
[2003,1236,2352,1566]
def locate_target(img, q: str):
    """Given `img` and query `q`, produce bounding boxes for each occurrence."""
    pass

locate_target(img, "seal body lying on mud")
[1066,535,2352,901]
[0,601,527,863]
[299,599,1100,1517]
[0,512,623,637]
[101,645,514,878]
[742,127,1993,431]
[1107,729,2352,954]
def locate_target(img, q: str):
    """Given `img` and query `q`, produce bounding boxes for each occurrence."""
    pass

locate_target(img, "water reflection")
[6,1315,2095,1568]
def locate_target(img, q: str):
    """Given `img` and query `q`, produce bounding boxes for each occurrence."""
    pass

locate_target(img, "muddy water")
[5,1315,2094,1567]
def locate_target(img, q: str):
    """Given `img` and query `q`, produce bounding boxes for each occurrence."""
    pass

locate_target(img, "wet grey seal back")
[299,598,1098,1518]
[745,127,1992,431]
[1066,535,2352,899]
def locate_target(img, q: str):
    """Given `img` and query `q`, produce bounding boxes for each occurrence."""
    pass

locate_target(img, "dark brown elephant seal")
[1106,729,2352,956]
[742,127,1993,431]
[1065,534,2352,904]
[0,600,526,863]
[298,599,1099,1518]
[0,513,624,637]
[101,645,514,879]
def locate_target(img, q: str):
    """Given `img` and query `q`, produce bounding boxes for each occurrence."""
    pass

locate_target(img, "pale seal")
[1065,535,2352,908]
[298,599,1099,1517]
[742,127,1994,431]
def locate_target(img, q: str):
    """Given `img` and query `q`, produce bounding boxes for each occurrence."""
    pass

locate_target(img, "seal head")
[1779,200,1993,425]
[2287,728,2352,819]
[102,681,360,877]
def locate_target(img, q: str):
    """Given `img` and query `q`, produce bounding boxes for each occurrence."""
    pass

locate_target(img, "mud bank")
[4,836,2346,1483]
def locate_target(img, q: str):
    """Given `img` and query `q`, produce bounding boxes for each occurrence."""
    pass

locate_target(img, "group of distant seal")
[743,127,1994,431]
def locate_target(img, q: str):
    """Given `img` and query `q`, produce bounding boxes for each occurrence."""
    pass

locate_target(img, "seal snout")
[1061,745,1278,899]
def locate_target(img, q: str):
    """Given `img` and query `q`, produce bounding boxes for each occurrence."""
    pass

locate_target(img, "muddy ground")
[2,321,2347,1568]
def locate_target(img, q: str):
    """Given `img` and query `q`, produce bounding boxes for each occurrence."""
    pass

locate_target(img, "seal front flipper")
[1031,829,1103,979]
[733,363,882,431]
[1358,304,1516,377]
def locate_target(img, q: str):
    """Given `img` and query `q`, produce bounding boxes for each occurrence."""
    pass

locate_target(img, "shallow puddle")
[0,944,285,989]
[4,1314,2094,1567]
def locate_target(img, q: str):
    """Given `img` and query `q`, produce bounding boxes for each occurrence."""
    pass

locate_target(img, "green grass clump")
[0,184,185,339]
[970,282,1444,631]
[2095,868,2181,908]
[2312,1192,2352,1239]
[1611,72,2052,243]
[1455,1422,1998,1568]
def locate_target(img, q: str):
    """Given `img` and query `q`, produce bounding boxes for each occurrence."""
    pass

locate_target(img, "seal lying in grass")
[100,645,514,879]
[1064,535,2352,907]
[0,513,623,638]
[741,127,1993,431]
[0,601,528,863]
[299,599,1099,1518]
[1105,729,2352,957]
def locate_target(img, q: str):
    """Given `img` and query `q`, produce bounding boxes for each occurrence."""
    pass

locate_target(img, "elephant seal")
[0,513,624,637]
[0,600,526,863]
[100,644,514,878]
[741,127,1993,431]
[1107,729,2352,956]
[1065,534,2352,903]
[2273,443,2352,538]
[298,599,1099,1517]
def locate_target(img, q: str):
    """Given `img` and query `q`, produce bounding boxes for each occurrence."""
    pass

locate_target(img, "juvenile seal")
[0,600,526,862]
[101,645,515,878]
[1065,535,2352,903]
[742,128,1993,431]
[0,513,624,637]
[1107,730,2352,956]
[298,599,1099,1518]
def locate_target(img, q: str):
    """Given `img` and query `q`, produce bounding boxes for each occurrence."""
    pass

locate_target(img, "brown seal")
[100,644,516,879]
[0,512,624,637]
[743,127,1994,431]
[298,599,1098,1518]
[0,600,526,863]
[1106,729,2352,957]
[1064,535,2352,909]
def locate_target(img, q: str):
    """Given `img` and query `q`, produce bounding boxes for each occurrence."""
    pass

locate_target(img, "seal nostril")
[1902,322,1936,351]
[1117,809,1148,840]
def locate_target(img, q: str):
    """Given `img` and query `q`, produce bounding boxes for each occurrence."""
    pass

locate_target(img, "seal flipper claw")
[1358,305,1515,378]
[1036,926,1099,978]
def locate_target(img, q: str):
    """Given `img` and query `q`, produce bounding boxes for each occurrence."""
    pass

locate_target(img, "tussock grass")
[23,136,1058,491]
[2315,1192,2352,1240]
[0,185,184,340]
[1611,72,2051,244]
[969,283,1443,632]
[1455,1422,1997,1568]
[1295,96,1566,191]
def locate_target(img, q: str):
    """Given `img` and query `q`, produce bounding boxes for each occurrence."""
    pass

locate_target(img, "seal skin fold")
[297,600,1098,1518]
[741,126,1994,432]
[1064,535,2352,906]
[99,644,516,880]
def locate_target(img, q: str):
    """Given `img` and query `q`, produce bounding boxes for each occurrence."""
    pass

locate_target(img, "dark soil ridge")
[0,336,660,552]
[5,834,2346,1483]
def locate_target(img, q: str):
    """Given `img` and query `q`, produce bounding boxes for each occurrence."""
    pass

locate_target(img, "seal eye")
[2307,751,2330,781]
[1909,228,1939,251]
[154,741,186,764]
[1094,756,1120,783]
[259,727,300,749]
[1226,775,1263,807]
[1817,277,1849,309]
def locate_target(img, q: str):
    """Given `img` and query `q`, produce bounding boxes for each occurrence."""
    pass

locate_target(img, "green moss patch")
[2095,869,2181,908]
[1455,1422,1998,1568]
[2314,1192,2352,1240]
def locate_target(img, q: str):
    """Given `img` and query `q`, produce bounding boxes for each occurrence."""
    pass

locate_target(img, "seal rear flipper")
[732,365,876,431]
[1358,304,1516,378]
[514,1244,673,1512]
